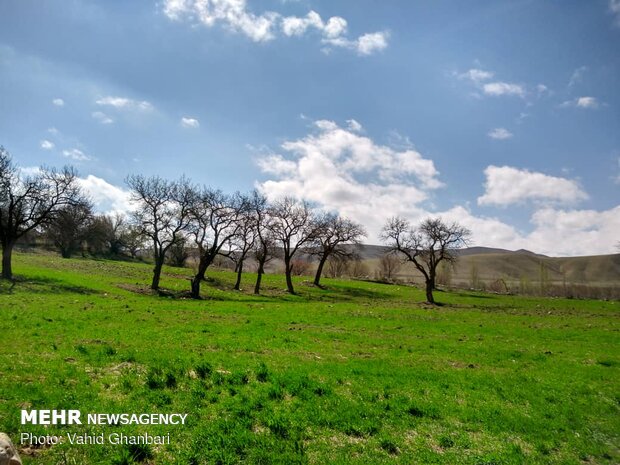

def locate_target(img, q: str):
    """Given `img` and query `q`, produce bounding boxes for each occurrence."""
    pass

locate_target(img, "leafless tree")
[0,147,85,279]
[126,174,194,290]
[311,213,366,287]
[267,197,317,294]
[188,188,244,299]
[46,201,94,258]
[381,217,471,304]
[229,194,257,290]
[325,255,351,278]
[377,253,401,281]
[251,191,275,295]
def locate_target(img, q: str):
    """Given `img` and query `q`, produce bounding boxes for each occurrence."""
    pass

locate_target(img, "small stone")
[0,433,22,465]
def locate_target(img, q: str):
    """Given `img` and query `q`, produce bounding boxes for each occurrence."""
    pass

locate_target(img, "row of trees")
[126,175,367,298]
[1,147,472,303]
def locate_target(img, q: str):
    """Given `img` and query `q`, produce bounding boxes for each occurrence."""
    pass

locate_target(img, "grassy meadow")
[0,252,618,464]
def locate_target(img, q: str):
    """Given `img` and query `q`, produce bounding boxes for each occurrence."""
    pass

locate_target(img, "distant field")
[1,252,619,464]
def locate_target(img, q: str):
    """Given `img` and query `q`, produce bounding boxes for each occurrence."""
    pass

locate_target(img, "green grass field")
[1,252,618,464]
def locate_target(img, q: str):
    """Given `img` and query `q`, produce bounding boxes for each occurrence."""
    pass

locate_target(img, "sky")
[0,0,619,257]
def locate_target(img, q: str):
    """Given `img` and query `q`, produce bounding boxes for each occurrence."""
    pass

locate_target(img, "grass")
[0,251,618,464]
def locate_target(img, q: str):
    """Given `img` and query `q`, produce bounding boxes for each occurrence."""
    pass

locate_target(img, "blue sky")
[0,0,618,256]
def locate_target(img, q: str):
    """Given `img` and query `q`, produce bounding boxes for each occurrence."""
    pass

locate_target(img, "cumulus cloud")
[256,118,442,239]
[559,96,600,109]
[96,96,153,111]
[77,175,133,215]
[346,119,363,132]
[478,165,588,207]
[458,68,526,98]
[487,128,513,140]
[180,117,200,128]
[92,111,114,124]
[576,96,599,108]
[482,82,526,98]
[40,140,55,150]
[432,204,620,257]
[163,0,388,55]
[62,148,91,161]
[52,98,64,106]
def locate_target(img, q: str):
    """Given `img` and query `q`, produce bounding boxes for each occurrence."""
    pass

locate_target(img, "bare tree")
[251,191,275,295]
[188,188,244,299]
[267,197,317,294]
[46,201,94,258]
[325,255,351,278]
[311,213,366,287]
[0,147,84,279]
[126,175,194,290]
[381,217,471,304]
[377,253,401,281]
[229,195,257,290]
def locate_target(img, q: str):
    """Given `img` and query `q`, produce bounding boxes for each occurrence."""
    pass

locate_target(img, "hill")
[346,244,620,291]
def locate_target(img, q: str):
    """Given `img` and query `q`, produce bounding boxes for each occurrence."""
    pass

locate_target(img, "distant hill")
[347,244,620,287]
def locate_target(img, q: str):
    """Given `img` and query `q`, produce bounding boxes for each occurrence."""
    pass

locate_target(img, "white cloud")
[434,204,620,257]
[478,165,588,207]
[77,175,133,215]
[559,96,600,109]
[487,128,513,140]
[95,96,153,111]
[355,32,389,55]
[458,68,494,84]
[163,0,388,55]
[457,68,525,98]
[164,0,279,42]
[52,98,64,106]
[281,10,335,37]
[482,82,526,98]
[92,111,114,124]
[525,206,620,256]
[62,148,91,161]
[40,140,55,150]
[346,119,362,132]
[180,117,200,128]
[576,96,599,108]
[47,127,59,135]
[256,118,442,239]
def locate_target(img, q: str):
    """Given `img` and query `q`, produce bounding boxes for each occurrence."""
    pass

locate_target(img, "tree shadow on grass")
[0,275,99,295]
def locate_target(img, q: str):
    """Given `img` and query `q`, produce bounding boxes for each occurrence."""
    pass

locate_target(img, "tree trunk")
[284,258,295,294]
[425,279,435,304]
[2,242,15,280]
[234,258,244,290]
[190,275,201,299]
[190,256,210,299]
[254,261,264,295]
[313,255,328,286]
[151,255,165,290]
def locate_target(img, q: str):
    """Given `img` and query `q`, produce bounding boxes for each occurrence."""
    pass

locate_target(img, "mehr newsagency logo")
[17,409,188,447]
